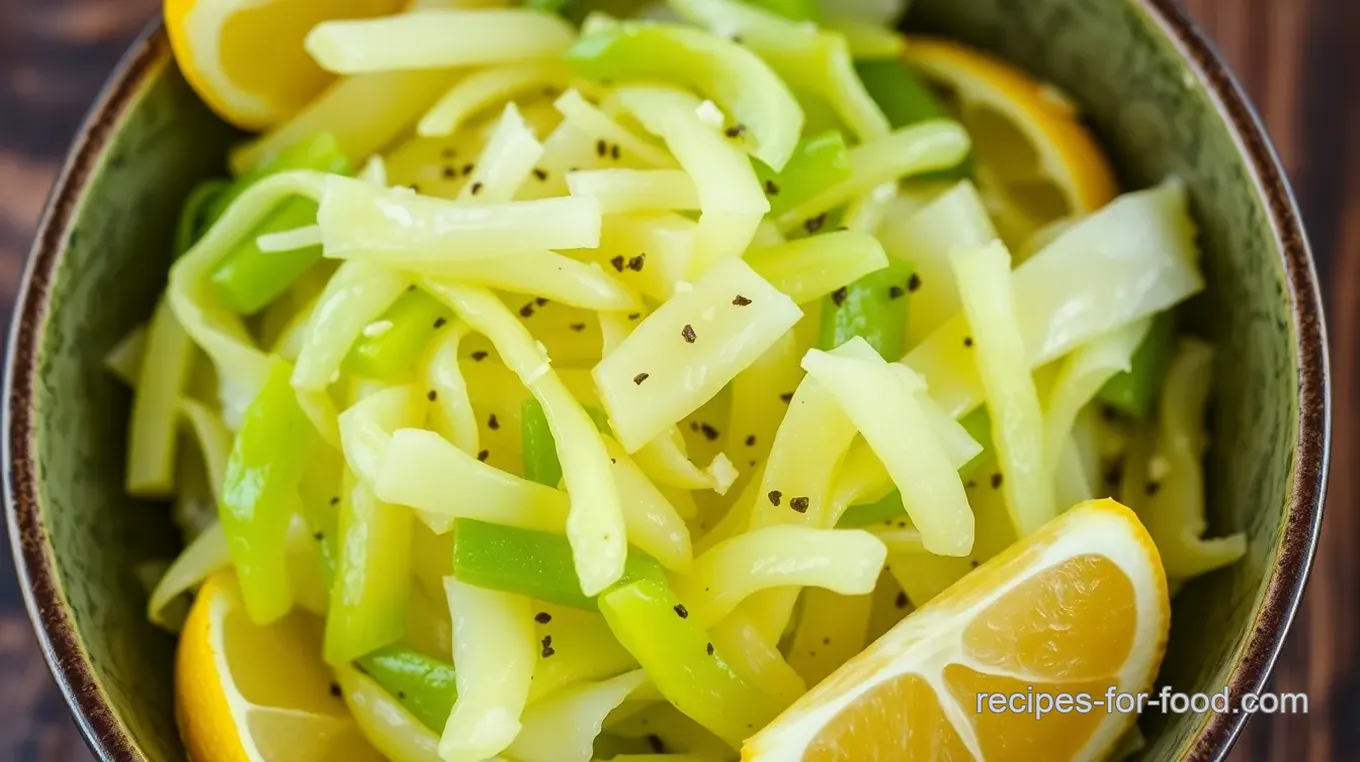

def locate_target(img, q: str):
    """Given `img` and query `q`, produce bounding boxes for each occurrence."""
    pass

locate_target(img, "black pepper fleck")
[895,591,909,609]
[461,163,475,176]
[745,435,756,447]
[733,294,752,306]
[789,496,810,513]
[442,166,456,179]
[764,179,780,196]
[313,532,324,541]
[488,414,500,430]
[541,635,555,658]
[681,324,697,343]
[535,611,552,624]
[596,139,608,157]
[674,603,688,619]
[822,637,830,645]
[888,285,905,299]
[628,312,641,320]
[707,642,715,655]
[627,254,646,272]
[610,255,625,272]
[700,423,719,441]
[1146,481,1161,496]
[804,213,827,234]
[831,287,848,307]
[427,390,438,402]
[611,143,621,160]
[965,480,977,490]
[964,336,974,348]
[570,322,586,332]
[470,181,484,195]
[907,273,922,292]
[724,124,747,138]
[767,490,782,506]
[329,682,342,698]
[520,303,535,318]
[330,496,340,506]
[536,297,549,307]
[533,168,548,181]
[634,373,650,385]
[991,473,1004,489]
[471,351,488,361]
[433,317,448,329]
[780,392,794,403]
[478,450,490,462]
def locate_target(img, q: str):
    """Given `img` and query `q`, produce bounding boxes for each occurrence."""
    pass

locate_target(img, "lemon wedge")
[165,0,403,130]
[904,38,1119,248]
[175,572,381,762]
[743,499,1169,761]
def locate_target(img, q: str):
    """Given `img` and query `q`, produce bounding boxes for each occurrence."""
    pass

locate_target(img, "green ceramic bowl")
[4,1,1329,760]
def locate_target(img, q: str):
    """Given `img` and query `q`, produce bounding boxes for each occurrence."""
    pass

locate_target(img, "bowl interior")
[10,3,1319,760]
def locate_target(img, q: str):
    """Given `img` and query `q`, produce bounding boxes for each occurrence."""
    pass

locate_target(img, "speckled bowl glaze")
[4,1,1329,760]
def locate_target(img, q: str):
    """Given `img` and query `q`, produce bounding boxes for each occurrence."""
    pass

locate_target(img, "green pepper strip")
[324,479,414,665]
[854,59,972,182]
[209,134,351,316]
[598,578,782,748]
[817,258,915,360]
[356,646,458,733]
[753,130,852,218]
[344,290,453,381]
[220,359,315,624]
[837,491,905,528]
[1098,310,1176,419]
[522,398,611,486]
[958,406,992,477]
[451,518,664,611]
[297,445,346,591]
[175,180,232,257]
[522,397,564,488]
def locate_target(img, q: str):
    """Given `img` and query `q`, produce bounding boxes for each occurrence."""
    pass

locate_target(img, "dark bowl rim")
[3,4,1330,761]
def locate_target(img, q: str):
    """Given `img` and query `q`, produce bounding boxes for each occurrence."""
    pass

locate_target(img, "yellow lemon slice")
[164,0,403,130]
[905,38,1119,248]
[175,572,381,762]
[744,499,1170,761]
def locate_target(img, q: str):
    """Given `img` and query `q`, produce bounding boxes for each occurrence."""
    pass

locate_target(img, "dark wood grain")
[0,0,1352,760]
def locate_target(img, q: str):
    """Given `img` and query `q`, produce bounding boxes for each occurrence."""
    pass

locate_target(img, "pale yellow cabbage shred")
[594,257,802,452]
[455,103,545,203]
[1134,339,1247,580]
[802,346,975,556]
[672,526,886,627]
[440,577,536,762]
[421,324,481,455]
[950,241,1054,538]
[507,670,647,762]
[307,10,577,75]
[566,169,701,214]
[419,63,571,138]
[615,87,770,274]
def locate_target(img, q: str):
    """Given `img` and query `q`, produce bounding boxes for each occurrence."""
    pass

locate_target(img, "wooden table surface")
[0,0,1354,759]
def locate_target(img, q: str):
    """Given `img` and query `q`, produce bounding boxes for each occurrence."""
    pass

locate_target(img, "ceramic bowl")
[4,1,1329,759]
